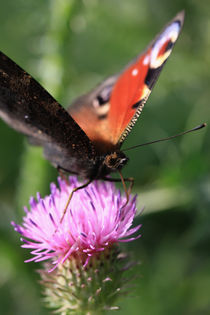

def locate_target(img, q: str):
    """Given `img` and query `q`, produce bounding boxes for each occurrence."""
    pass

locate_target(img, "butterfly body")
[0,12,184,181]
[94,150,129,179]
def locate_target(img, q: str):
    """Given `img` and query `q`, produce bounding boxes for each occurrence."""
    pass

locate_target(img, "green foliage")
[0,0,210,314]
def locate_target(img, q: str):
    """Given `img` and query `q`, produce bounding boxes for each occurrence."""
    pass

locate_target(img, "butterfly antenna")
[123,123,206,152]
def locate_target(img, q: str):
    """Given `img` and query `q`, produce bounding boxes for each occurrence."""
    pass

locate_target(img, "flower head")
[12,176,142,313]
[12,177,141,269]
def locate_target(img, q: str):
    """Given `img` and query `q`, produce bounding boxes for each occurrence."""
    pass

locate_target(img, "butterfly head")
[103,151,128,172]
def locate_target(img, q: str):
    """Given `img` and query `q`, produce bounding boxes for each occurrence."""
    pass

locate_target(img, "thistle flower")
[12,177,141,313]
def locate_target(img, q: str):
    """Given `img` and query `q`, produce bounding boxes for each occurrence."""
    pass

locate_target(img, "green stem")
[15,0,77,215]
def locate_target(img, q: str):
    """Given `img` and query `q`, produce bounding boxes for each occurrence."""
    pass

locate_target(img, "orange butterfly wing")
[69,11,185,152]
[108,11,185,145]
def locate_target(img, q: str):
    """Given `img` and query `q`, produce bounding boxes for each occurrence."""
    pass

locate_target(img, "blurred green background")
[0,0,210,314]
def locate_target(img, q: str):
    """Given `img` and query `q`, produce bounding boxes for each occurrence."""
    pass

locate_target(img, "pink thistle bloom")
[12,177,141,270]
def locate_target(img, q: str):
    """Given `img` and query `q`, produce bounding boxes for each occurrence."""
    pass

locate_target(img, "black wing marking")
[68,75,119,152]
[0,51,96,176]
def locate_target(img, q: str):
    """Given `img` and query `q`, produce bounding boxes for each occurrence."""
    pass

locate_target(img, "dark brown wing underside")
[0,51,96,176]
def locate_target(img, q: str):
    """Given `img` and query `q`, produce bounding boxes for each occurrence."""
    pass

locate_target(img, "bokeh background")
[0,0,210,314]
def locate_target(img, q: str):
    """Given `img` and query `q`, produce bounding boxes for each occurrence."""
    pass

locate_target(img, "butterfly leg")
[59,178,93,224]
[102,175,134,187]
[102,174,134,207]
[127,177,134,195]
[57,166,69,184]
[57,165,79,176]
[101,176,134,183]
[118,170,134,207]
[57,165,80,185]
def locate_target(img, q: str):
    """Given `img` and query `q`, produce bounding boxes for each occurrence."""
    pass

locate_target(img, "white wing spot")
[132,68,138,76]
[93,99,110,116]
[143,55,150,65]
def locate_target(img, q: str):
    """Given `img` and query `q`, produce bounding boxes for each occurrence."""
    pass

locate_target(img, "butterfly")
[0,12,184,188]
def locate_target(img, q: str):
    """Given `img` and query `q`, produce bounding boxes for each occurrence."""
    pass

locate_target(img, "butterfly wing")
[69,11,184,152]
[69,74,119,152]
[0,52,96,176]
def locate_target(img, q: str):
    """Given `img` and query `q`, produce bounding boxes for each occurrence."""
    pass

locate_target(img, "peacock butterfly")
[0,12,185,184]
